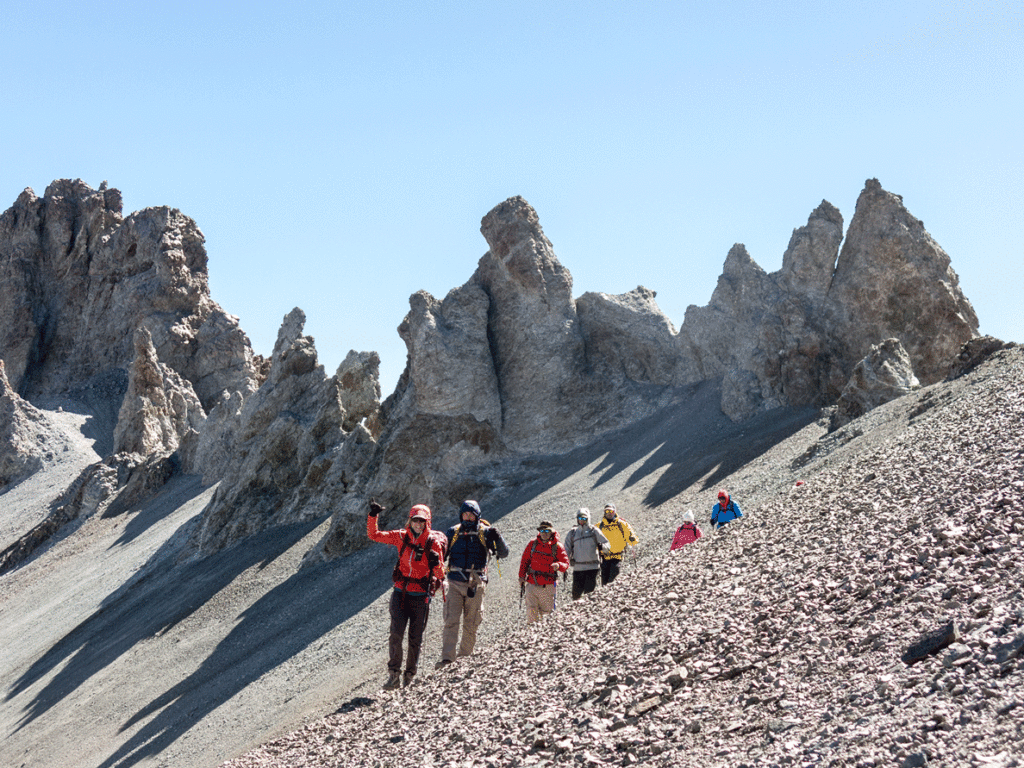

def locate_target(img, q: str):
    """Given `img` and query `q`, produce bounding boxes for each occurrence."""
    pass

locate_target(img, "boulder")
[829,338,920,431]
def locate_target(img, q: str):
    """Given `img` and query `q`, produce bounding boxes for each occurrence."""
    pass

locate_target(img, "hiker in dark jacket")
[436,500,509,668]
[368,500,446,690]
[711,490,743,529]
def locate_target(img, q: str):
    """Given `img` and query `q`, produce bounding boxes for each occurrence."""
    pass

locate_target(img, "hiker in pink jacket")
[670,510,702,551]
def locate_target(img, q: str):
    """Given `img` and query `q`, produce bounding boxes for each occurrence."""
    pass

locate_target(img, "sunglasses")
[538,528,552,533]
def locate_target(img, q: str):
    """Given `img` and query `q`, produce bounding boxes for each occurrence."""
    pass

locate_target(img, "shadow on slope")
[6,520,310,729]
[93,547,390,768]
[490,380,818,516]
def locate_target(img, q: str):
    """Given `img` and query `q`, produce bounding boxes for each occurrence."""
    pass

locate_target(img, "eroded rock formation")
[679,182,977,419]
[186,309,382,558]
[825,179,979,388]
[113,326,207,469]
[0,178,984,564]
[0,180,259,410]
[830,338,920,431]
[0,360,49,488]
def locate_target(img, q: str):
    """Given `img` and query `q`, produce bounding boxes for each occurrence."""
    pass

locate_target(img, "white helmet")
[682,510,695,523]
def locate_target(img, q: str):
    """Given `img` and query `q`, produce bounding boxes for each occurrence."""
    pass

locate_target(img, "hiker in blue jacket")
[711,489,743,529]
[436,500,509,668]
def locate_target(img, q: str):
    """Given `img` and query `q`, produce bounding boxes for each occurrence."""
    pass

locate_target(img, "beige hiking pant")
[442,579,486,662]
[525,581,558,624]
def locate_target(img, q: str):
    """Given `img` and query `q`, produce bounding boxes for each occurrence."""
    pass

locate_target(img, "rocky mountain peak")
[827,179,978,388]
[0,179,258,410]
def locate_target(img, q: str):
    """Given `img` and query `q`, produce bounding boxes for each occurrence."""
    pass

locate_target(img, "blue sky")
[2,1,1021,394]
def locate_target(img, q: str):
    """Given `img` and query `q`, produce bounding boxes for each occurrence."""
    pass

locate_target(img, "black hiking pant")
[388,590,430,675]
[600,558,621,586]
[571,570,598,600]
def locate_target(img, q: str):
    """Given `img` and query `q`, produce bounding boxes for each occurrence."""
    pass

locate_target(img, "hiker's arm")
[366,509,399,546]
[428,542,446,582]
[555,544,570,572]
[488,528,510,559]
[626,521,639,546]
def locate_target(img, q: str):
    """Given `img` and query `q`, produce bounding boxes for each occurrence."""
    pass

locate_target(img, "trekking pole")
[520,582,525,611]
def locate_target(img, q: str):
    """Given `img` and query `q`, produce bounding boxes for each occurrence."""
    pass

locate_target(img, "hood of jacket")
[406,504,433,538]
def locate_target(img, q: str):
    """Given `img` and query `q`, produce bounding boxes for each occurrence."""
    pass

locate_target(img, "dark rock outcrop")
[947,335,1015,380]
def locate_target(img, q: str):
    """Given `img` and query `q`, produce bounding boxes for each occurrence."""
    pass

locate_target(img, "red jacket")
[670,522,702,551]
[368,506,446,594]
[519,533,569,586]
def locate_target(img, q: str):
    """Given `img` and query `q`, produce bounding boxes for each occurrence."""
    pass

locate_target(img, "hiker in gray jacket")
[564,508,611,600]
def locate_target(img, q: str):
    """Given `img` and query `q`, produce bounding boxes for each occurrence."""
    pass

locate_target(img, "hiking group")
[669,489,743,551]
[368,489,740,689]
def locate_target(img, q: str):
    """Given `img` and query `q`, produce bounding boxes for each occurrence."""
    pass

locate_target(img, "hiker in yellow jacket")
[598,503,639,586]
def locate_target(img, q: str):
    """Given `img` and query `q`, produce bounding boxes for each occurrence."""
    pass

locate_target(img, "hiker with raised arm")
[436,500,509,669]
[518,520,569,623]
[564,508,611,600]
[367,500,447,690]
[670,510,702,550]
[597,503,639,586]
[711,489,743,529]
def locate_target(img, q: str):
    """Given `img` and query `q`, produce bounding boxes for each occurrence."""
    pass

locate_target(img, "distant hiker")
[367,500,446,690]
[711,490,743,529]
[518,521,570,623]
[597,503,639,586]
[564,508,611,600]
[437,500,510,668]
[670,510,702,550]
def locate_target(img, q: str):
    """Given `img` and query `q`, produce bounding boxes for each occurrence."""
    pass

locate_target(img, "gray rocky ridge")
[0,178,983,566]
[0,180,259,409]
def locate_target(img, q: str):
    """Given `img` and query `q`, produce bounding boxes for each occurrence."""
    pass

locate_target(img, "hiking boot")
[402,671,415,688]
[434,659,453,670]
[382,671,401,690]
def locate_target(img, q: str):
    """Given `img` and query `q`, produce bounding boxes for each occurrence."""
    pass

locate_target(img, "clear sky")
[2,1,1021,395]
